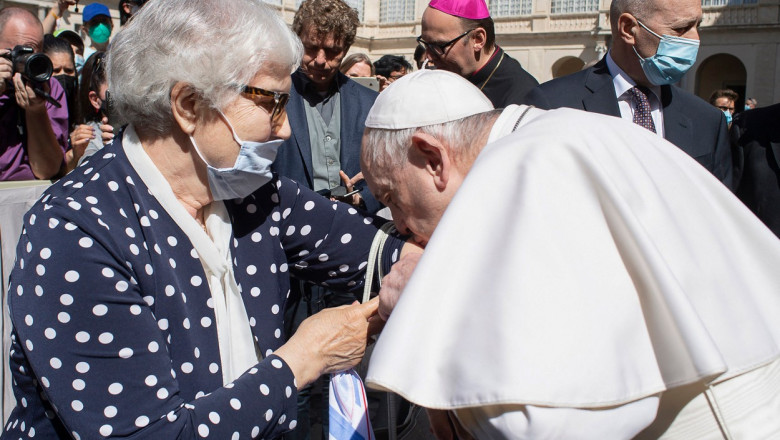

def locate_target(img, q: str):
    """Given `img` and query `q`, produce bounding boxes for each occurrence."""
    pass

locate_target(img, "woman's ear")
[410,132,451,192]
[88,90,101,113]
[170,82,200,136]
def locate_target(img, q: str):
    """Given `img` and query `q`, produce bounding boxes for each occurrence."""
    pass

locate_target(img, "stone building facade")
[3,0,779,107]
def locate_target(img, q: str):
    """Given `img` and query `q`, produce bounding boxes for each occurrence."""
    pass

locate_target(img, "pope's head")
[361,70,499,246]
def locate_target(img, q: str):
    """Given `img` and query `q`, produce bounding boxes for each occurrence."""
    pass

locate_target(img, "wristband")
[50,9,60,19]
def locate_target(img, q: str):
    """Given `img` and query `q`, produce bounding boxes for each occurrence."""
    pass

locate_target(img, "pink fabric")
[429,0,490,19]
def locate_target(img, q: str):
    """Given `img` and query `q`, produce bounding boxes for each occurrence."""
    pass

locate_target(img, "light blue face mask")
[633,20,700,86]
[190,111,282,201]
[723,109,733,125]
[74,54,85,74]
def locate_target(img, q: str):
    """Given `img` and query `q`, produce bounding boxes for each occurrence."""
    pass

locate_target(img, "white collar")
[121,125,230,276]
[605,52,661,102]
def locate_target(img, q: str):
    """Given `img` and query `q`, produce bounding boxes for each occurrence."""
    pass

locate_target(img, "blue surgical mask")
[633,20,700,86]
[190,111,282,201]
[723,109,733,125]
[75,54,85,74]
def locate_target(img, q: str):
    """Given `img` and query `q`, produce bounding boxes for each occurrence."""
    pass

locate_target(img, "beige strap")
[362,222,396,304]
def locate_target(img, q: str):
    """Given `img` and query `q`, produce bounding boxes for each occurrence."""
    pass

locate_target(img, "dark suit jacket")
[523,58,733,189]
[273,70,381,213]
[731,103,780,238]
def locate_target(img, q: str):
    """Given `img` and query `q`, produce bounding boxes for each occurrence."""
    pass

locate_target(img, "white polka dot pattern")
[4,141,403,439]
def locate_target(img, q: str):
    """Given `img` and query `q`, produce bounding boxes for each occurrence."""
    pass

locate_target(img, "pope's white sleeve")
[453,396,660,440]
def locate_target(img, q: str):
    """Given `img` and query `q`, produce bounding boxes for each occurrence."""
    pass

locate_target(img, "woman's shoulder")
[28,142,144,232]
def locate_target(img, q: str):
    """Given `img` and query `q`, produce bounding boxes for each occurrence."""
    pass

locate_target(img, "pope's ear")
[410,132,450,191]
[170,82,200,136]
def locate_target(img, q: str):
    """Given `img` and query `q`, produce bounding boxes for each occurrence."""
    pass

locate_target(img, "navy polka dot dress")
[3,135,403,439]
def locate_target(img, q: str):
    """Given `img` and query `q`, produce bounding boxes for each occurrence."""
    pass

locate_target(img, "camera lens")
[22,53,53,83]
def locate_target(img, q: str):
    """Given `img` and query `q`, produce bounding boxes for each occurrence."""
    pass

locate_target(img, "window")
[550,0,599,14]
[344,0,365,22]
[490,0,532,17]
[701,0,758,5]
[380,0,415,23]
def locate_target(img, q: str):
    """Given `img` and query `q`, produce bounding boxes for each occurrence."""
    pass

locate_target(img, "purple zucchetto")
[428,0,490,20]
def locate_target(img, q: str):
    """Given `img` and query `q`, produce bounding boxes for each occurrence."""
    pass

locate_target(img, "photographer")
[0,7,68,181]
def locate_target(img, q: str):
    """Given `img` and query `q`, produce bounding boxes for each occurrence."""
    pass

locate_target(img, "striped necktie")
[627,86,657,133]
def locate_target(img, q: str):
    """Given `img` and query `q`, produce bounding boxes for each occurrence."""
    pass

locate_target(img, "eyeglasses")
[241,85,290,123]
[416,29,475,58]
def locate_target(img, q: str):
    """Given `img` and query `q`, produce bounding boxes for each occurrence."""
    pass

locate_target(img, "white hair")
[107,0,303,136]
[362,110,502,170]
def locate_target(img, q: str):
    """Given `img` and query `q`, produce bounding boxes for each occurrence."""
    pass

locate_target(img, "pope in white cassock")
[359,69,780,439]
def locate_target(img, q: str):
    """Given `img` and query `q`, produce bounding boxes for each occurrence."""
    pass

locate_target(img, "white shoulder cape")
[365,106,780,409]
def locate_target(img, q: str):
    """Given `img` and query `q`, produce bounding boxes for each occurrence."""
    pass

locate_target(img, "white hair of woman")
[108,0,302,136]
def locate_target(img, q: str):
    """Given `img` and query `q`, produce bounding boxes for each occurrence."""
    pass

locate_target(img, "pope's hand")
[378,251,421,321]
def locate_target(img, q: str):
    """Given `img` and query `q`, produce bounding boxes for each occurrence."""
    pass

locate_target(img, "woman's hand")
[274,298,380,389]
[99,117,115,145]
[70,124,95,158]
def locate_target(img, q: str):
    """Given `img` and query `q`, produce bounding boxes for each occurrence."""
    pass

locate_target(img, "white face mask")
[190,110,282,201]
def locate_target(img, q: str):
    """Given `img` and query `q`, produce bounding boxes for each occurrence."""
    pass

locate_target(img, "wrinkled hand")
[275,298,381,389]
[13,73,47,113]
[99,117,114,145]
[427,409,475,440]
[70,124,95,159]
[0,52,11,95]
[378,251,421,321]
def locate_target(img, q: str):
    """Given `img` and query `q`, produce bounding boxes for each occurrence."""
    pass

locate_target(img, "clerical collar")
[470,46,501,80]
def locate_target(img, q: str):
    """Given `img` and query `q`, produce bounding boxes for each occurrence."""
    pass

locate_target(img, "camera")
[2,45,53,84]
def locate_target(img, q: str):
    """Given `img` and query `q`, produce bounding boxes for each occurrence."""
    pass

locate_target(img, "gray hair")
[609,0,651,33]
[362,110,502,170]
[107,0,303,137]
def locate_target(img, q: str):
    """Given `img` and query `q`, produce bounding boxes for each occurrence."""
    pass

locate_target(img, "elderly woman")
[3,0,416,438]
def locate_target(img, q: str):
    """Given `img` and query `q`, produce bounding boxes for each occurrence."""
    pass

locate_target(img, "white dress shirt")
[606,52,666,137]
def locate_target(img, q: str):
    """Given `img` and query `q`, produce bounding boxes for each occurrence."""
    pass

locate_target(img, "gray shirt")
[300,80,343,192]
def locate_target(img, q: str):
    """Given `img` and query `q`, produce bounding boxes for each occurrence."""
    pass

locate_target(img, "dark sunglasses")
[241,85,290,123]
[416,29,475,58]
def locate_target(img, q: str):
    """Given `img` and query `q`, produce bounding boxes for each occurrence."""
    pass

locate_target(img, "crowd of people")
[0,0,778,439]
